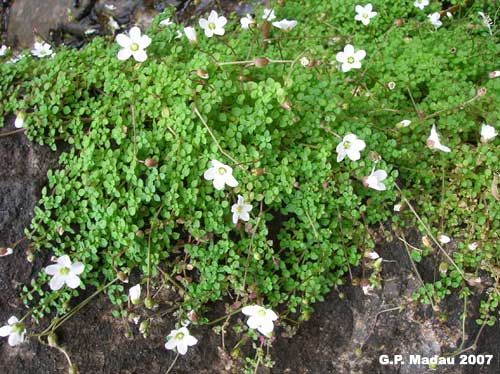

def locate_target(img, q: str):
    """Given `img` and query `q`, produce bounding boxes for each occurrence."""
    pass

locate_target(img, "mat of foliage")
[0,0,499,347]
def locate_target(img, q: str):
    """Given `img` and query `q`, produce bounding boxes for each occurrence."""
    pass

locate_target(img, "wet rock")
[6,0,92,47]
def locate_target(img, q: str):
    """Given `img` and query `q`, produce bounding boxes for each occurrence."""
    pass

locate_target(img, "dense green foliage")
[1,0,499,332]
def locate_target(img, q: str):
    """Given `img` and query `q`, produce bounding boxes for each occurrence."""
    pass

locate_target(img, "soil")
[2,1,500,373]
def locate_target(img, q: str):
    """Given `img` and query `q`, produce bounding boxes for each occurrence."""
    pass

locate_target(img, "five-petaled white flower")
[199,10,227,37]
[428,13,442,29]
[45,255,85,291]
[439,235,451,244]
[414,0,429,10]
[363,168,388,191]
[336,134,366,162]
[355,4,377,25]
[336,44,366,72]
[481,124,497,143]
[0,45,8,56]
[165,327,198,355]
[116,27,151,62]
[14,112,25,129]
[242,305,278,337]
[204,160,239,190]
[397,119,412,128]
[427,124,451,152]
[240,14,255,29]
[0,316,26,347]
[272,19,297,31]
[129,284,141,305]
[262,8,276,21]
[31,42,54,58]
[184,26,198,44]
[231,195,252,224]
[159,18,173,27]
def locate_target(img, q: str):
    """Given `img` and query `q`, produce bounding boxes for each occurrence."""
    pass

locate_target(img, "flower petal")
[65,273,81,289]
[242,305,261,316]
[129,27,142,42]
[116,34,131,48]
[117,48,132,61]
[0,325,12,337]
[132,50,148,62]
[49,275,66,291]
[177,341,188,355]
[165,339,177,350]
[45,264,60,275]
[71,262,85,275]
[58,255,72,267]
[225,175,239,188]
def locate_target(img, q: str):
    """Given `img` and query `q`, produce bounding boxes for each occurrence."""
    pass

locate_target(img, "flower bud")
[196,68,209,79]
[144,158,158,167]
[48,332,58,347]
[254,57,270,68]
[477,87,487,97]
[139,320,149,334]
[144,296,154,309]
[117,271,128,282]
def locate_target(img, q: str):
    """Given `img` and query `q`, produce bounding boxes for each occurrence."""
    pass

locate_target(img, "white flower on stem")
[428,13,442,29]
[414,0,429,10]
[199,10,227,37]
[489,71,500,79]
[165,327,198,355]
[14,112,25,129]
[387,81,396,90]
[336,134,366,162]
[31,42,54,58]
[478,12,493,35]
[427,125,451,152]
[184,26,198,44]
[396,119,412,128]
[272,19,297,31]
[354,4,377,25]
[240,14,255,29]
[0,45,8,56]
[262,8,276,21]
[481,124,497,143]
[0,247,13,257]
[300,56,311,67]
[45,255,85,291]
[468,242,478,251]
[203,160,238,190]
[363,168,388,191]
[242,305,278,337]
[438,235,451,244]
[129,284,141,305]
[116,26,151,62]
[159,18,173,27]
[336,44,366,72]
[0,316,26,347]
[231,195,252,224]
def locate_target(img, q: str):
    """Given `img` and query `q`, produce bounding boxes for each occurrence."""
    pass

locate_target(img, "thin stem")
[165,353,180,374]
[0,128,26,138]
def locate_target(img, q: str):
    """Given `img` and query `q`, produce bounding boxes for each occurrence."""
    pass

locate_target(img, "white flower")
[0,45,8,56]
[129,284,141,305]
[468,242,478,251]
[481,124,497,142]
[446,12,453,19]
[116,27,151,62]
[393,204,402,212]
[478,12,493,35]
[387,81,396,90]
[84,28,97,35]
[242,305,278,337]
[104,4,116,11]
[176,30,183,39]
[14,112,25,129]
[184,26,198,44]
[364,251,380,260]
[0,316,26,347]
[336,134,366,162]
[363,168,388,191]
[354,4,377,25]
[240,14,255,29]
[489,71,500,79]
[262,8,276,21]
[231,195,252,224]
[0,247,13,257]
[300,56,311,67]
[427,124,451,152]
[414,0,429,10]
[439,235,451,244]
[272,19,297,31]
[108,17,120,30]
[361,283,375,295]
[31,42,54,58]
[159,18,173,27]
[336,44,366,72]
[199,10,227,37]
[165,327,198,355]
[397,119,412,128]
[203,160,238,190]
[45,255,85,291]
[428,13,442,29]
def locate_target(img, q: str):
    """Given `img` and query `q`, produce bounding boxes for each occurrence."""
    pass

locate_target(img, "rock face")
[6,0,97,47]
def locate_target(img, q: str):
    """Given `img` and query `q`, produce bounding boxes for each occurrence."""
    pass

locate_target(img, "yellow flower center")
[13,323,24,334]
[60,266,70,275]
[363,14,368,18]
[217,167,227,175]
[209,22,217,30]
[258,310,266,317]
[343,140,352,149]
[347,57,355,64]
[130,43,140,52]
[175,332,185,340]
